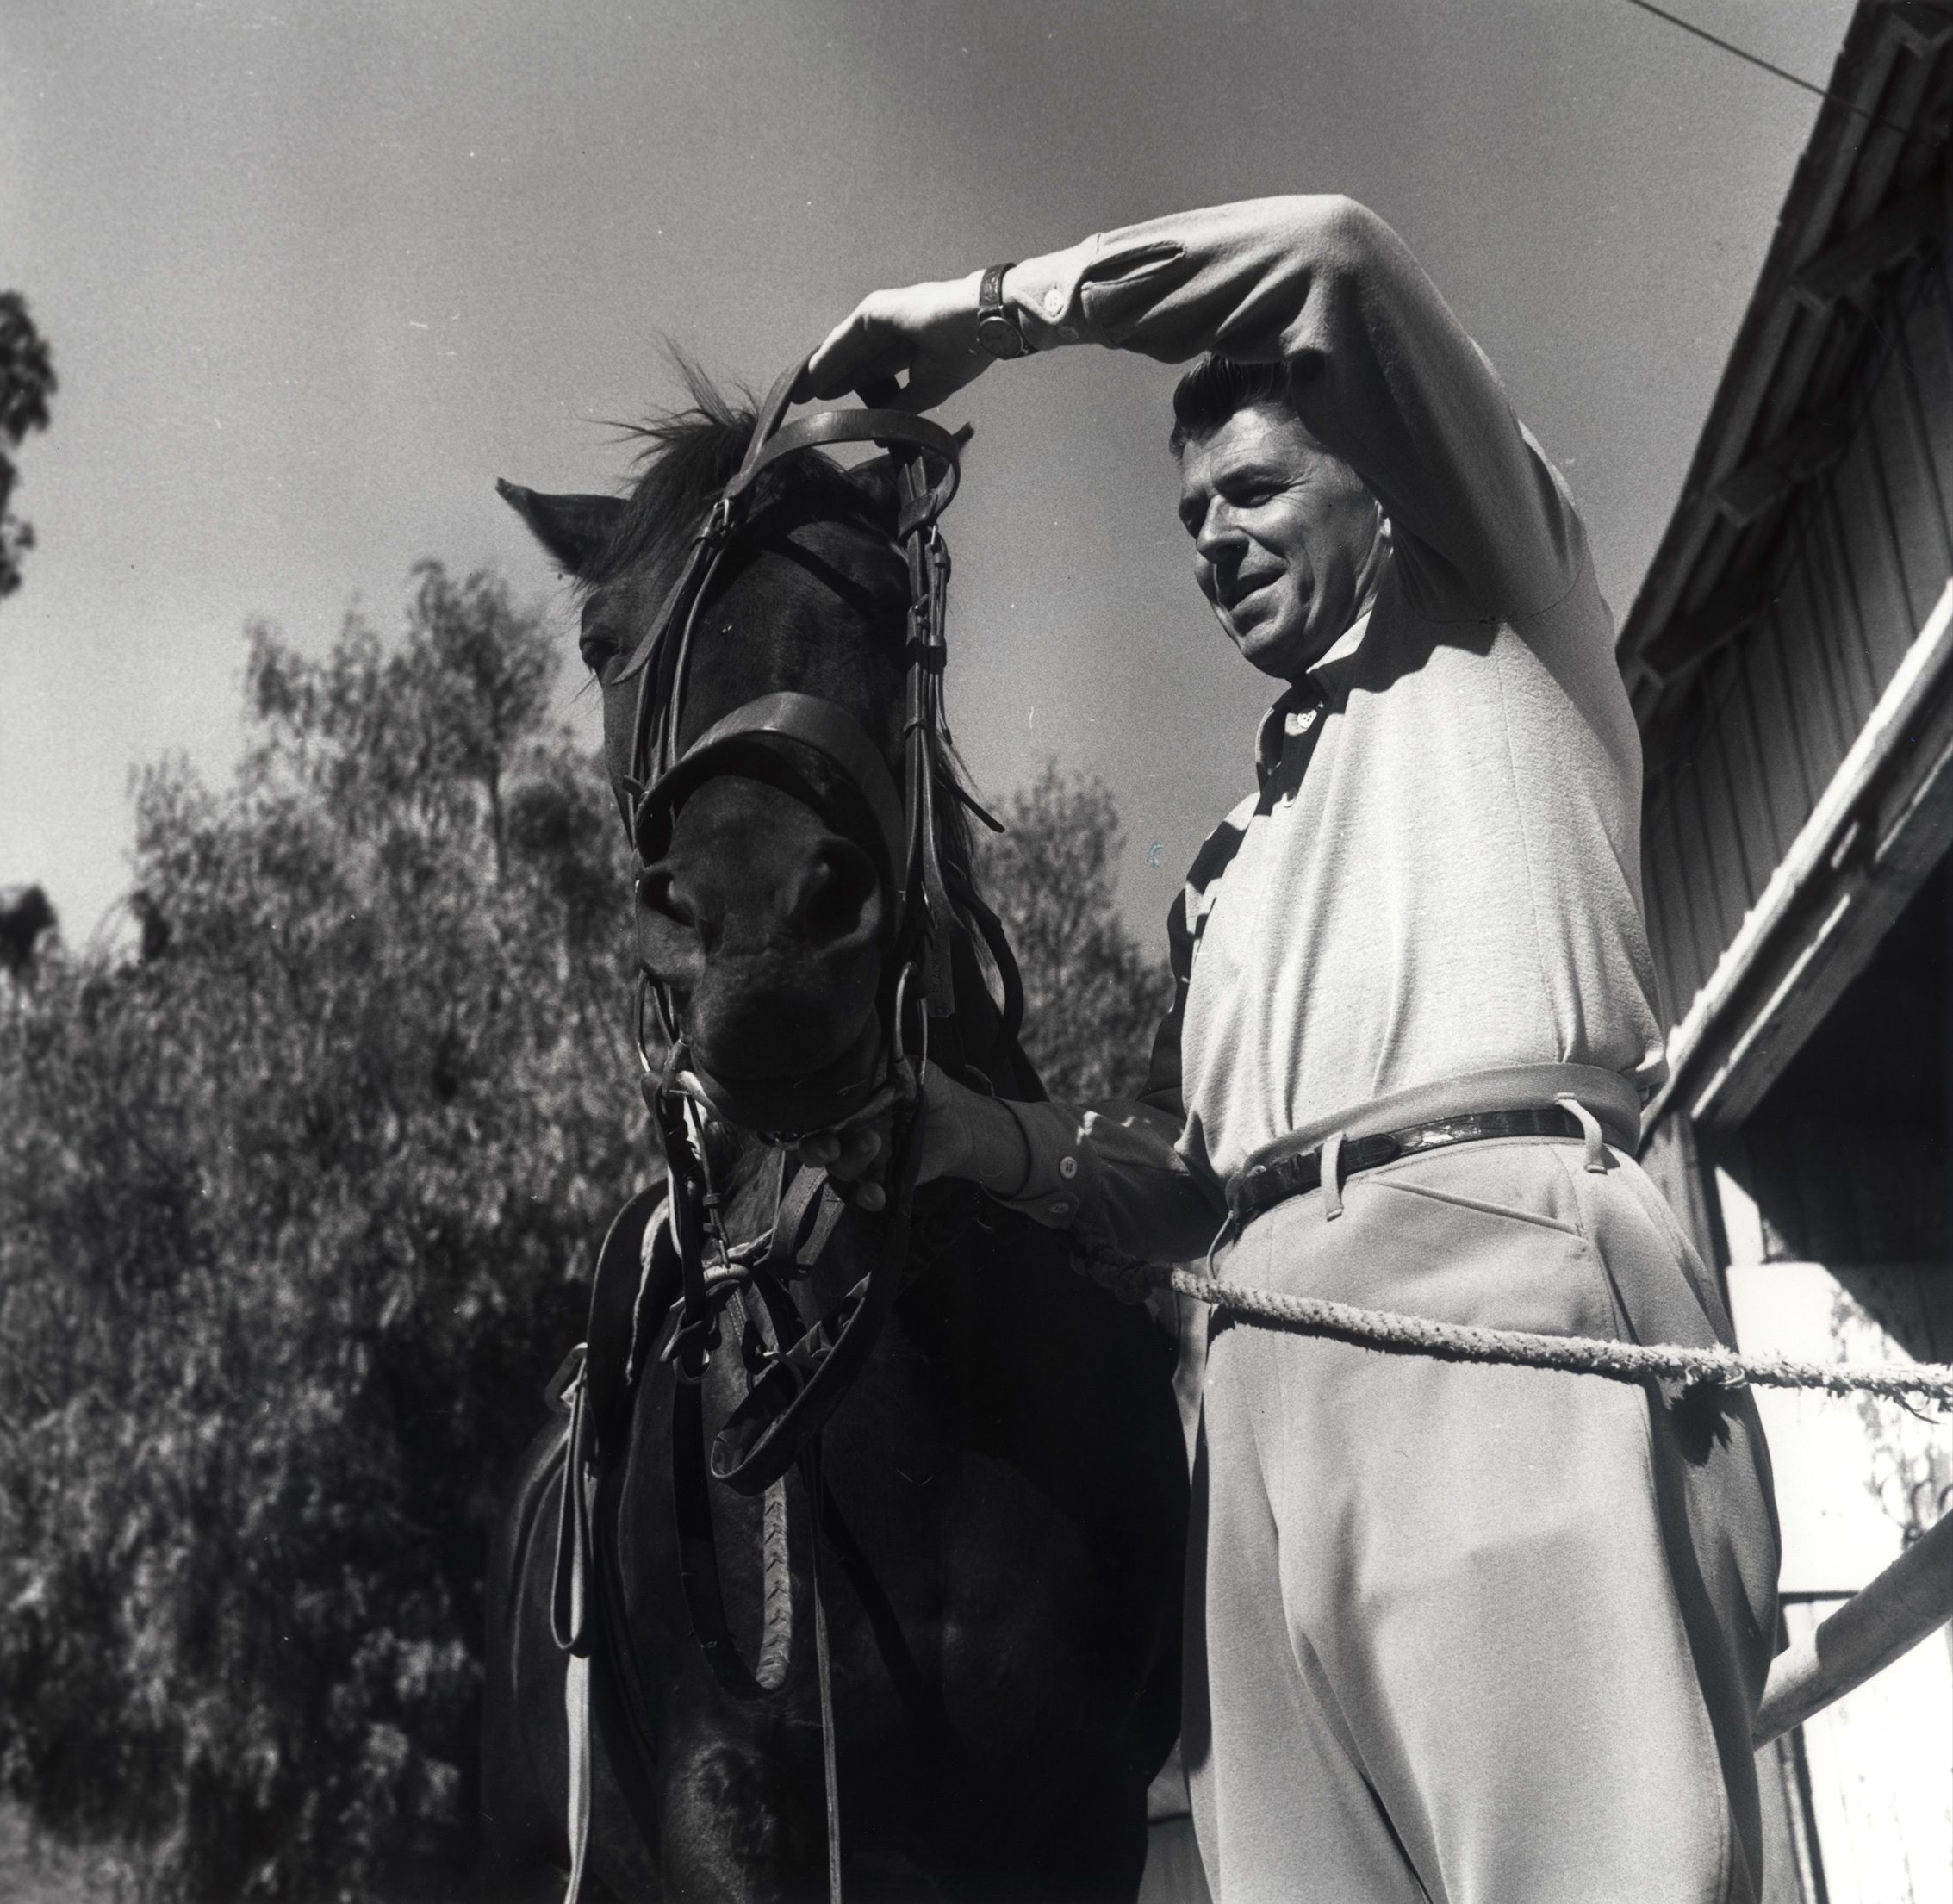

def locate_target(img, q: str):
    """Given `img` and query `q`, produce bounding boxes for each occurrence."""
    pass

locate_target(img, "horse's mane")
[589,359,982,898]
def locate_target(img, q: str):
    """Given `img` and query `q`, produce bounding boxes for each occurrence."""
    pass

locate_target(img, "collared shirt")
[992,197,1666,1258]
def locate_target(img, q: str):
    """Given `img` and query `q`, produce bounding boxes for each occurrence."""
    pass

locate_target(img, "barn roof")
[1620,0,1953,731]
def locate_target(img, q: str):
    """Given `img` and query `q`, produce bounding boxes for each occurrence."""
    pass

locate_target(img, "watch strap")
[975,262,1032,360]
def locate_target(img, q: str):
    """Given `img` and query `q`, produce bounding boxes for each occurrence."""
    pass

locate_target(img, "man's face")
[1177,401,1383,680]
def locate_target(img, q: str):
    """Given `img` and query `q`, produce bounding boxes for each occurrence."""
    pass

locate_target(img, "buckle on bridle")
[661,1306,719,1383]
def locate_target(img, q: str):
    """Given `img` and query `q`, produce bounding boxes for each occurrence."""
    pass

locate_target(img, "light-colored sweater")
[990,197,1666,1260]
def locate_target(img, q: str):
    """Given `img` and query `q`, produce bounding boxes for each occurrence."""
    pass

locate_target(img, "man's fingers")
[796,275,991,411]
[794,1120,884,1183]
[841,1126,882,1173]
[798,298,910,403]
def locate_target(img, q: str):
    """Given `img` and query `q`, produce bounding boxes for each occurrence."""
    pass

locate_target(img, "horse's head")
[501,375,980,1133]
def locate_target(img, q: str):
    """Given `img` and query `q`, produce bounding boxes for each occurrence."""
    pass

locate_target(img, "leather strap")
[550,1361,597,1657]
[563,1652,592,1903]
[1226,1105,1589,1229]
[735,361,808,482]
[582,1183,670,1461]
[765,1163,839,1278]
[607,358,801,693]
[671,1354,774,1701]
[666,1261,807,1703]
[632,690,907,887]
[709,1074,928,1496]
[975,262,1032,361]
[729,407,961,520]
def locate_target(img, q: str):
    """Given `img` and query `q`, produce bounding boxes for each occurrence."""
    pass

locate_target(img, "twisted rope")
[1068,1236,1953,1406]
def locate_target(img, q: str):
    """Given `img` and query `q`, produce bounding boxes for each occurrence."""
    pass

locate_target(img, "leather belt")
[1226,1105,1587,1229]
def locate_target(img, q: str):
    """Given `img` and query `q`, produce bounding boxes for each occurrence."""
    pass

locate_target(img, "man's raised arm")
[801,195,1583,626]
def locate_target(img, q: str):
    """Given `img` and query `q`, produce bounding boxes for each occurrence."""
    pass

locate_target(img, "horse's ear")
[496,480,625,578]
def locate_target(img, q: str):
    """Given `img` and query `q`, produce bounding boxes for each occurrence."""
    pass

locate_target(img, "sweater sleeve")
[1008,196,1585,626]
[986,885,1226,1266]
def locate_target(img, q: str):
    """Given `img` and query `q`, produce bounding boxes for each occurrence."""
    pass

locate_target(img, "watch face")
[975,311,1027,359]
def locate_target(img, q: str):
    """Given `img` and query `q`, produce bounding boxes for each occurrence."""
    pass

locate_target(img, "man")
[795,197,1780,1902]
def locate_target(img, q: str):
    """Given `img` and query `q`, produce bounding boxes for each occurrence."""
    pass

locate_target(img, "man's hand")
[796,271,994,414]
[792,1062,1030,1211]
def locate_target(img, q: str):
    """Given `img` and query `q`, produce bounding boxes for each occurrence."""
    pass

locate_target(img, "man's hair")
[1169,355,1295,455]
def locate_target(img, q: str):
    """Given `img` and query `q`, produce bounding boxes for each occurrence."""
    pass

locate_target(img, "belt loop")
[1556,1095,1608,1173]
[1204,1212,1239,1281]
[1321,1129,1347,1220]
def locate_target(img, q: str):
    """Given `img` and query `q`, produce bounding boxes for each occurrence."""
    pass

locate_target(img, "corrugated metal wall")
[1643,252,1953,1032]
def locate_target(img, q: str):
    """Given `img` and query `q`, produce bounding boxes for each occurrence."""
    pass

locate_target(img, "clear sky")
[1,0,1849,952]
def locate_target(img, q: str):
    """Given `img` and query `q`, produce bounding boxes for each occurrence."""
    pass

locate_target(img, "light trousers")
[1184,1136,1780,1903]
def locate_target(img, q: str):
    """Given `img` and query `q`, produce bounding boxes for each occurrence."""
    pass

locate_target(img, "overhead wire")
[1621,0,1935,144]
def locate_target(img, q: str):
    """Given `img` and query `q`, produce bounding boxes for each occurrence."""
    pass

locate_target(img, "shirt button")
[1059,1155,1079,1179]
[1042,288,1064,316]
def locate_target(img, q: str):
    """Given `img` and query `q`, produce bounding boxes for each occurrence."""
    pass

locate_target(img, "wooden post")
[1753,1510,1953,1747]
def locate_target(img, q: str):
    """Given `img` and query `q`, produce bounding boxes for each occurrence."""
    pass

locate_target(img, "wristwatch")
[974,263,1034,360]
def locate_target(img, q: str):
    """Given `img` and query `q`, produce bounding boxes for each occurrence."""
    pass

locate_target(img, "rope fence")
[1065,1235,1953,1750]
[1072,1240,1953,1407]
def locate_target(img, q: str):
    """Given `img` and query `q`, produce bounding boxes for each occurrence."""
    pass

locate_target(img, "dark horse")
[483,375,1189,1901]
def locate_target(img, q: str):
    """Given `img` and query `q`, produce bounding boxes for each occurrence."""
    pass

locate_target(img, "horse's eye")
[579,625,621,675]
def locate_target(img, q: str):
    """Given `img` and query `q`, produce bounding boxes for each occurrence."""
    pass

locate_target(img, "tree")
[0,886,57,980]
[976,762,1174,1102]
[0,565,646,1900]
[0,604,1172,1896]
[0,294,56,600]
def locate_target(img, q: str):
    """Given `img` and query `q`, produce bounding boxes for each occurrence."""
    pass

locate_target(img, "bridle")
[619,360,970,1120]
[613,358,1013,1510]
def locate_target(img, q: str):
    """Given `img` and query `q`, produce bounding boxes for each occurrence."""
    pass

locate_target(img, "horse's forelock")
[580,399,753,596]
[582,369,897,600]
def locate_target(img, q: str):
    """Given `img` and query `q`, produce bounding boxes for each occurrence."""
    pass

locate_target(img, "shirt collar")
[1253,676,1325,786]
[1250,604,1370,784]
[1309,605,1372,673]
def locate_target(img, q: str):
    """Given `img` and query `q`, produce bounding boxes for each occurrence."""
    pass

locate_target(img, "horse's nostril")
[637,866,695,931]
[800,847,880,949]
